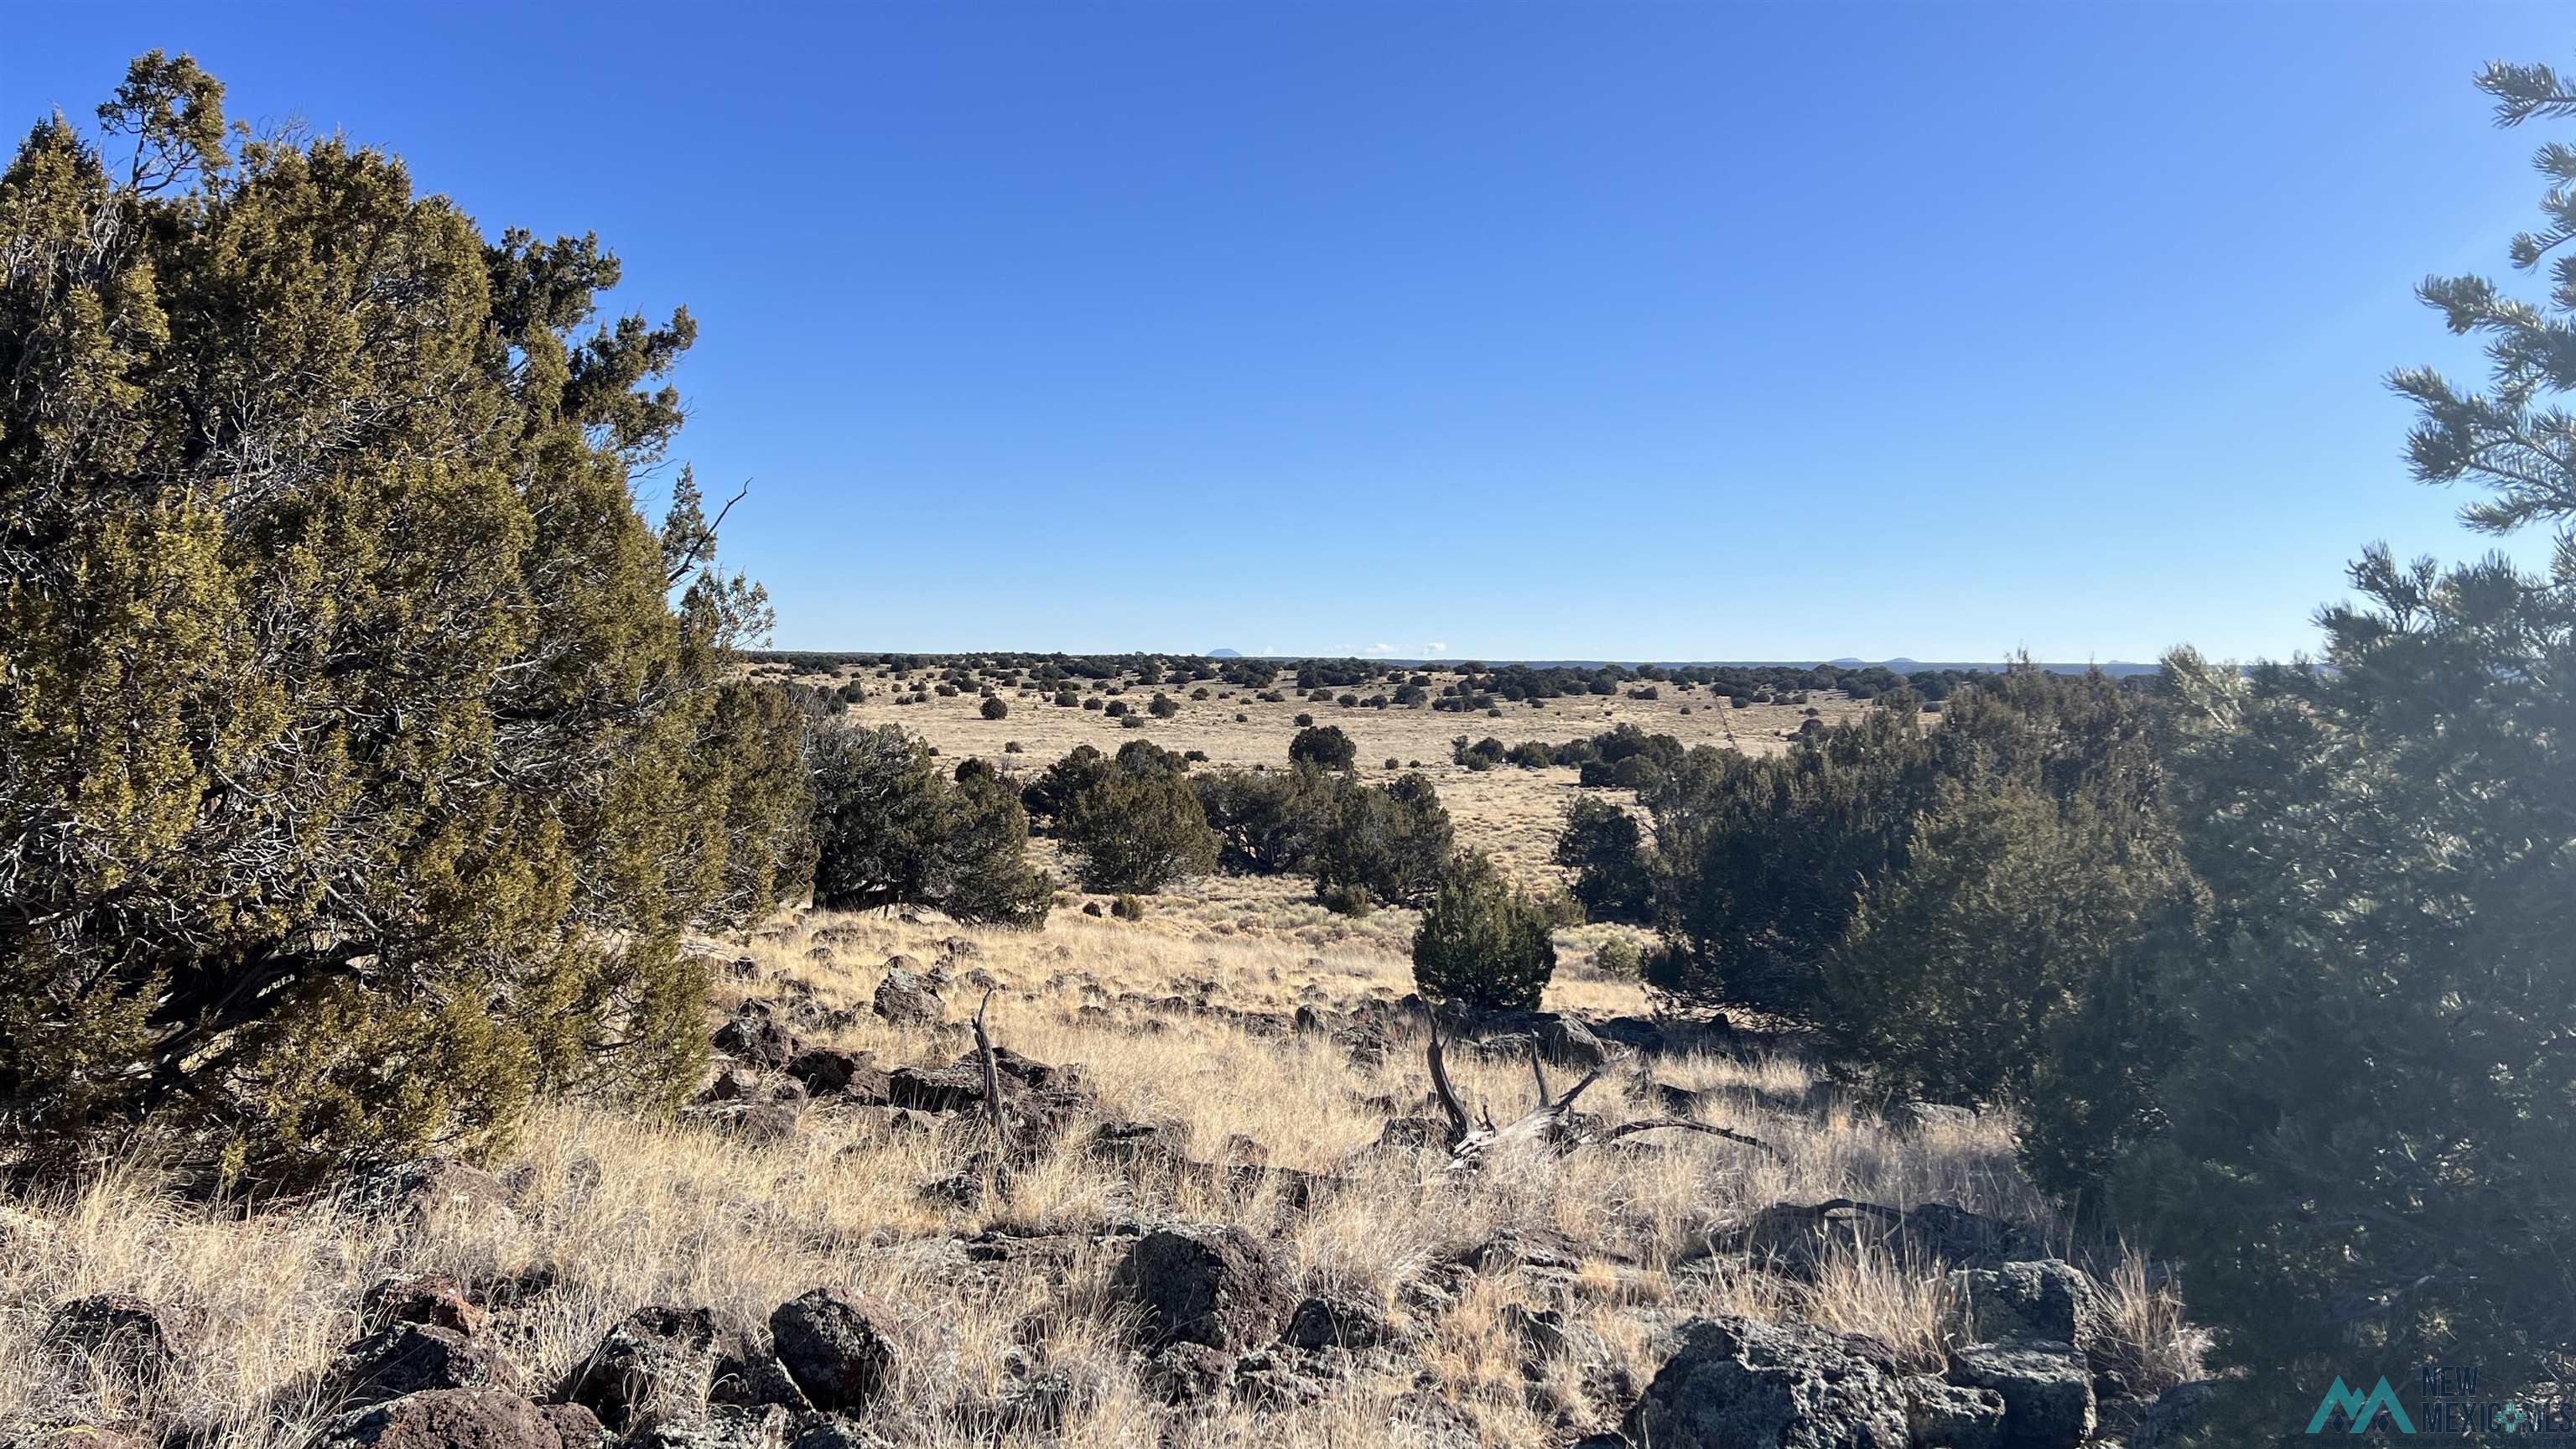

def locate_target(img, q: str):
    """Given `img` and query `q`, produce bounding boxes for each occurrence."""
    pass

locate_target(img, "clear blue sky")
[7,3,2569,662]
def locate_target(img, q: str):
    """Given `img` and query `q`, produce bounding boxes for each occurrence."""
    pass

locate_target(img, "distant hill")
[1204,647,1243,658]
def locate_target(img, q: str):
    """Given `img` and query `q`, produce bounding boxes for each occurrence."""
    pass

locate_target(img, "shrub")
[1411,853,1556,1012]
[1149,692,1179,718]
[1104,699,1128,717]
[1288,724,1358,771]
[1054,740,1219,892]
[1594,936,1643,978]
[1294,712,1315,727]
[1055,688,1080,708]
[1384,757,1401,770]
[1004,740,1023,753]
[811,726,1053,928]
[1111,894,1145,921]
[0,56,810,1182]
[980,696,1009,719]
[1082,695,1103,710]
[1317,882,1374,917]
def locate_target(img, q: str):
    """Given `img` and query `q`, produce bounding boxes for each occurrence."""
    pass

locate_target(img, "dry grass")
[3,903,2100,1449]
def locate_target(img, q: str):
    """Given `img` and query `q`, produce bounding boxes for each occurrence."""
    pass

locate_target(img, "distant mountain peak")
[1204,647,1242,658]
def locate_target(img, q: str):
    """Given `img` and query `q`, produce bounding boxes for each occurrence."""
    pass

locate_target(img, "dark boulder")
[1945,1340,2096,1449]
[1623,1315,1912,1449]
[767,1288,896,1414]
[871,968,946,1028]
[1108,1224,1291,1352]
[333,1323,522,1407]
[316,1389,595,1449]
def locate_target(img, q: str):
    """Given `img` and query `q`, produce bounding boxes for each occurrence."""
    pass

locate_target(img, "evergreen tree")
[1288,723,1358,771]
[1412,851,1556,1012]
[2118,60,2576,1413]
[0,56,806,1182]
[810,728,1052,927]
[1056,740,1218,892]
[1307,771,1454,908]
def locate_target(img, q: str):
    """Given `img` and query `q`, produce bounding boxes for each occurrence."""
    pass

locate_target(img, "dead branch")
[974,989,1010,1153]
[1409,1020,1774,1171]
[1596,1117,1786,1161]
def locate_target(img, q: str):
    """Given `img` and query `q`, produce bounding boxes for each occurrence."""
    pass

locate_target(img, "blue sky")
[8,3,2570,662]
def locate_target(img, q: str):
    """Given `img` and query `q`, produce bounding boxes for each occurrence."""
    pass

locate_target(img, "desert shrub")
[1452,735,1507,771]
[935,683,958,697]
[980,695,1009,720]
[1384,756,1401,770]
[1111,894,1145,921]
[1294,711,1315,727]
[0,56,809,1182]
[1412,853,1556,1012]
[1119,714,1145,728]
[836,679,868,704]
[1594,936,1643,978]
[1288,724,1358,771]
[1234,712,1249,723]
[1082,695,1103,710]
[1317,881,1374,917]
[1003,740,1023,753]
[1190,687,1210,699]
[1055,740,1219,892]
[1182,748,1208,762]
[1505,740,1555,769]
[1054,688,1079,707]
[1149,692,1179,718]
[1104,699,1128,718]
[810,726,1053,928]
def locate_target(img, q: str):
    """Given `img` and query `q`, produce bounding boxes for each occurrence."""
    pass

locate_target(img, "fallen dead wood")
[1420,1010,1781,1171]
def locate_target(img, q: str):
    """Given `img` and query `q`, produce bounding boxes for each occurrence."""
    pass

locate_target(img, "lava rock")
[1946,1340,2096,1449]
[1109,1224,1291,1352]
[1623,1315,1912,1449]
[768,1288,896,1414]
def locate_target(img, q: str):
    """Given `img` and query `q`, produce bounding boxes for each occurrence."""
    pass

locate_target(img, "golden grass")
[3,903,2107,1449]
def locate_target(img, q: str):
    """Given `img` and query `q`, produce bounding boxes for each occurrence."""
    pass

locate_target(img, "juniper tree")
[1412,851,1556,1012]
[0,55,808,1182]
[810,730,1051,927]
[1054,740,1218,892]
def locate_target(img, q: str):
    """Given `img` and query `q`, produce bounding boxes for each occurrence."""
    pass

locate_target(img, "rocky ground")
[1,906,2210,1449]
